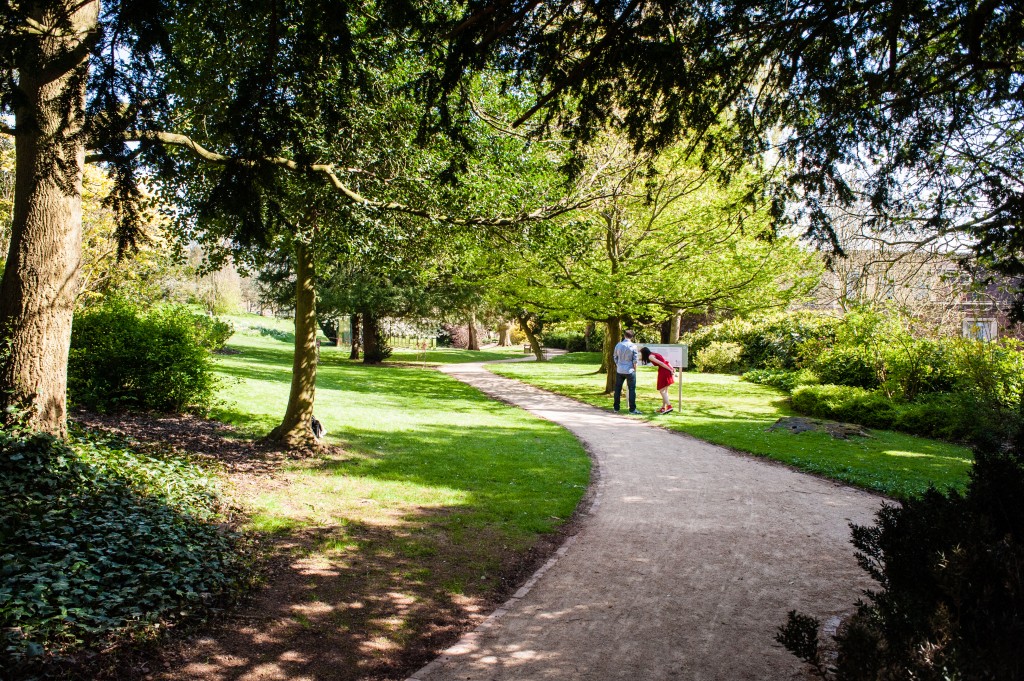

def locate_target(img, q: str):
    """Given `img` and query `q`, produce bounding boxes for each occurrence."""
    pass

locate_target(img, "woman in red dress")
[640,347,675,414]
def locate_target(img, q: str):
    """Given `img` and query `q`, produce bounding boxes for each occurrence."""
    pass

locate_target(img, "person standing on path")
[613,330,642,414]
[641,346,674,414]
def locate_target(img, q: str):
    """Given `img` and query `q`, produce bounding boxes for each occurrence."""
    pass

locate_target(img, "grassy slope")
[211,326,590,584]
[490,352,973,500]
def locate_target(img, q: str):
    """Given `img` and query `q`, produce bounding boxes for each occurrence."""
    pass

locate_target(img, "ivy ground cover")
[489,352,973,500]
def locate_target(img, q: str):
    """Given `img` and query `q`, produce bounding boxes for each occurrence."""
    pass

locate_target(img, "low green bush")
[68,300,216,413]
[543,329,588,352]
[684,311,840,370]
[742,368,819,393]
[694,341,744,373]
[804,345,880,389]
[779,449,1024,680]
[196,316,234,351]
[0,425,253,674]
[791,384,898,428]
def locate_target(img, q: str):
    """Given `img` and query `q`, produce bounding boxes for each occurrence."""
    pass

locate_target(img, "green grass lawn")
[489,352,973,500]
[211,329,590,577]
[204,328,591,674]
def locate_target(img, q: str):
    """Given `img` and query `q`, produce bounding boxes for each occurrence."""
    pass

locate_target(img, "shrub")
[436,323,469,349]
[684,311,840,370]
[68,300,215,413]
[543,329,588,352]
[949,338,1024,410]
[889,393,969,442]
[0,426,252,673]
[804,345,880,389]
[195,315,234,351]
[790,384,897,428]
[778,450,1024,680]
[878,337,959,400]
[742,368,819,393]
[694,341,744,373]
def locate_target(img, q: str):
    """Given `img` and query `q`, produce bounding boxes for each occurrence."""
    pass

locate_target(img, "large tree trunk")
[0,2,100,437]
[517,314,545,362]
[467,311,480,351]
[267,238,318,449]
[349,313,361,359]
[603,316,622,393]
[585,322,597,352]
[362,311,388,364]
[497,320,512,346]
[669,310,682,344]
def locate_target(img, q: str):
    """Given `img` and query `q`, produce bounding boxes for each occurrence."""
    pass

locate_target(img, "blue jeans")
[614,372,636,411]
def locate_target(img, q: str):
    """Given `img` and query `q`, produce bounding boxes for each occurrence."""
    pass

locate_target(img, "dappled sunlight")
[884,450,931,459]
[170,328,592,680]
[162,511,509,681]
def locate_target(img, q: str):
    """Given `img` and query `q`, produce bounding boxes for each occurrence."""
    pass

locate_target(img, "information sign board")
[642,344,688,369]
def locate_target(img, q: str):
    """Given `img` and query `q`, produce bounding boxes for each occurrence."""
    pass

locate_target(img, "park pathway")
[409,361,886,681]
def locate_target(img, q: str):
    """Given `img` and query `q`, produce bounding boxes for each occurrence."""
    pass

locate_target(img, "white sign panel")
[643,344,688,369]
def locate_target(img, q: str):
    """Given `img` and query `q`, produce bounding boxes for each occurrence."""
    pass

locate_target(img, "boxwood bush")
[0,425,253,675]
[68,300,217,413]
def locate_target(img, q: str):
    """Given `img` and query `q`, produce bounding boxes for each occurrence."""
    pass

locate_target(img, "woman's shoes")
[657,405,673,414]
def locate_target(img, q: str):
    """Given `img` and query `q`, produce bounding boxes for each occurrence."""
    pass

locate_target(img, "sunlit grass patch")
[203,324,590,674]
[490,352,973,500]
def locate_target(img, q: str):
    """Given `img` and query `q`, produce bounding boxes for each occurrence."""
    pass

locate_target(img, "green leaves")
[0,426,251,670]
[68,299,221,414]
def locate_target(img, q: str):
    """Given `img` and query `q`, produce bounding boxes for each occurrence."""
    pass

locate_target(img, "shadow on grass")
[151,419,586,680]
[218,349,514,405]
[157,509,541,681]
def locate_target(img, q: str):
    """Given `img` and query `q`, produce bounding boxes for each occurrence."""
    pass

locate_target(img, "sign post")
[642,344,688,410]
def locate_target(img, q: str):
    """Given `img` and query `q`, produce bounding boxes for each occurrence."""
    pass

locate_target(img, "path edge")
[405,363,605,681]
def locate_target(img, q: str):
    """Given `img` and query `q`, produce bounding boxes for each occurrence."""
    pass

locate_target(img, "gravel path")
[410,361,885,681]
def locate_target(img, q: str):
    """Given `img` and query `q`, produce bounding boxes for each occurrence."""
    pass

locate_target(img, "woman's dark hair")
[640,346,651,365]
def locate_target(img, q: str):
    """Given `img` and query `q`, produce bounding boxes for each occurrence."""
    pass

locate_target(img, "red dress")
[651,352,675,390]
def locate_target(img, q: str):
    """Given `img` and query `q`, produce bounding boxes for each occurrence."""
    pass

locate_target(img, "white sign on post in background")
[641,344,688,411]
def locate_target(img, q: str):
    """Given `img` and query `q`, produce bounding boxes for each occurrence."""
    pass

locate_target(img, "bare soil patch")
[69,410,582,681]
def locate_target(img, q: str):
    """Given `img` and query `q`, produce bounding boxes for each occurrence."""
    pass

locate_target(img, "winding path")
[409,361,885,681]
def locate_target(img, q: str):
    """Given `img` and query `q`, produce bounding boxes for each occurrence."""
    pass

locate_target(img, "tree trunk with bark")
[362,312,386,364]
[517,314,545,361]
[0,1,100,437]
[267,238,318,449]
[467,311,480,351]
[603,316,622,393]
[497,320,511,346]
[349,313,361,359]
[669,310,682,344]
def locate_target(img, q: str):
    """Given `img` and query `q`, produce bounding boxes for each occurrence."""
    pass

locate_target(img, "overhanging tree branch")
[87,129,601,227]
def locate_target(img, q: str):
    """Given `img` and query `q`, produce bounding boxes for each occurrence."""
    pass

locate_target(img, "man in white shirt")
[612,330,642,414]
